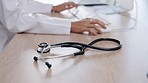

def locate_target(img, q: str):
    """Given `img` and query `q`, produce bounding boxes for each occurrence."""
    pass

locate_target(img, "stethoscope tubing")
[50,38,122,51]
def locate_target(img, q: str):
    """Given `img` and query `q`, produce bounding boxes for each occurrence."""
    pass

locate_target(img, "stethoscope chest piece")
[37,43,51,53]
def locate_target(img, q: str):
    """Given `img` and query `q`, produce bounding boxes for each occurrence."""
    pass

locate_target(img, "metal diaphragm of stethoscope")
[33,38,122,69]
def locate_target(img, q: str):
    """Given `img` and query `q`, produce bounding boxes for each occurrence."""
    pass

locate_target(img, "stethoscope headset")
[33,38,122,69]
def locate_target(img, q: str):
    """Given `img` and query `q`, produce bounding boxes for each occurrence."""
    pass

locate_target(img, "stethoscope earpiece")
[33,56,52,69]
[33,56,38,61]
[45,62,52,69]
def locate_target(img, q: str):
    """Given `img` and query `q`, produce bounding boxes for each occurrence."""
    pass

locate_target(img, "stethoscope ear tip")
[45,62,52,69]
[33,56,38,61]
[33,56,52,69]
[146,73,148,78]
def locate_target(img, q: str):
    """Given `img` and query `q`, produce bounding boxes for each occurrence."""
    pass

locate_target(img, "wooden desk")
[0,24,148,83]
[0,0,148,83]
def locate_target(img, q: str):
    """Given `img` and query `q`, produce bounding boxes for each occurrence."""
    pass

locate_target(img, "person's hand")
[71,18,107,35]
[52,2,78,13]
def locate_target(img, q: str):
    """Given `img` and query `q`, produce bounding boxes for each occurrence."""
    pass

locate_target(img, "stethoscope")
[33,38,122,69]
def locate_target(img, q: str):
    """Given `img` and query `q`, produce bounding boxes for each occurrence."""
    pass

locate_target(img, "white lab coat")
[0,0,71,53]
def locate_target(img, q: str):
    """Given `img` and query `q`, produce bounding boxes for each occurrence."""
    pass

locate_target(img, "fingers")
[84,18,107,29]
[85,28,98,35]
[71,18,107,35]
[90,18,107,29]
[82,18,106,35]
[71,21,99,35]
[87,24,102,34]
[53,2,78,13]
[64,2,78,9]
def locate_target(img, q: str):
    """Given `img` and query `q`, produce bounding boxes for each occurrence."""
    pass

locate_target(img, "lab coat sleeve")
[23,0,53,14]
[2,0,71,35]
